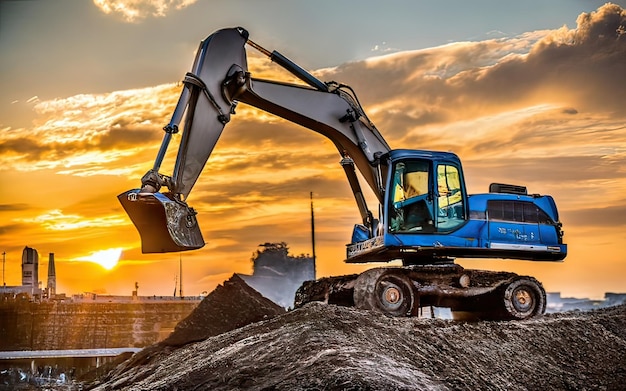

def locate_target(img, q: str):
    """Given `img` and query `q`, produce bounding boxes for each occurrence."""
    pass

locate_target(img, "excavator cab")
[346,149,566,265]
[387,152,466,235]
[347,150,469,263]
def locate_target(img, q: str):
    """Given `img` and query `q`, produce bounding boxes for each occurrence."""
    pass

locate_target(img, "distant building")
[605,292,626,307]
[546,292,626,313]
[239,242,315,309]
[21,246,39,290]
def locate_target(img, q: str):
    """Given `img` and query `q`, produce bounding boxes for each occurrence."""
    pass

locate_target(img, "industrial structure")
[46,253,56,298]
[1,247,57,300]
[239,242,315,308]
[21,246,39,292]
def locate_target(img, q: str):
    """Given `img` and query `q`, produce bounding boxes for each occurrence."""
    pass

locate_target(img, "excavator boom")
[119,27,390,253]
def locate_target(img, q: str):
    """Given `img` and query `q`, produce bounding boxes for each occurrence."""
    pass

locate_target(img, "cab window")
[389,160,434,233]
[436,164,465,231]
[487,200,552,224]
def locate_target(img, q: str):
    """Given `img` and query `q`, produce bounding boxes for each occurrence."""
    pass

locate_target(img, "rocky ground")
[81,274,626,391]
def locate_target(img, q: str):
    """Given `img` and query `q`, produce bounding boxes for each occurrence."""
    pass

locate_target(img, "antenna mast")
[310,192,316,278]
[179,253,183,298]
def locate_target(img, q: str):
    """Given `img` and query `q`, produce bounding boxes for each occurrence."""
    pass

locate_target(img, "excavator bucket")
[117,28,249,254]
[118,189,204,253]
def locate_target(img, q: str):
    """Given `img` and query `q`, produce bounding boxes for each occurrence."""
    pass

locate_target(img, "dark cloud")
[373,108,449,139]
[0,222,26,236]
[562,202,626,227]
[222,115,342,149]
[0,125,160,165]
[203,148,339,178]
[193,175,353,208]
[519,4,626,112]
[0,83,180,170]
[0,203,29,211]
[464,155,625,185]
[97,126,160,149]
[0,138,46,160]
[1,138,75,163]
[8,4,624,180]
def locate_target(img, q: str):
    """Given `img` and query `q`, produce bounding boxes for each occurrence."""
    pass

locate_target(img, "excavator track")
[294,265,546,321]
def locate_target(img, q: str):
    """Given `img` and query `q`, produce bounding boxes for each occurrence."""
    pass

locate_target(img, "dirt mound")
[90,295,626,390]
[91,274,285,388]
[163,274,286,346]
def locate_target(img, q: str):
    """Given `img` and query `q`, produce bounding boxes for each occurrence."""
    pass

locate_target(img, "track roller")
[353,268,417,317]
[463,276,547,321]
[500,277,546,320]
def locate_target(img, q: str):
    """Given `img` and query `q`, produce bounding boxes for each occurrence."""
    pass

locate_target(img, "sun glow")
[85,248,123,270]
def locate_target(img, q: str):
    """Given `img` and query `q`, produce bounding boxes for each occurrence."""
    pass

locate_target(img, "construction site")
[2,268,624,390]
[4,7,626,389]
[1,233,624,391]
[84,275,626,390]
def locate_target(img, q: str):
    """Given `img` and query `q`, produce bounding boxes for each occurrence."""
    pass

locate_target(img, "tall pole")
[179,254,183,298]
[310,192,316,278]
[2,251,5,287]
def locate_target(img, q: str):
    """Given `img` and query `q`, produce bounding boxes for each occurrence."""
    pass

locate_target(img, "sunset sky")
[1,1,625,299]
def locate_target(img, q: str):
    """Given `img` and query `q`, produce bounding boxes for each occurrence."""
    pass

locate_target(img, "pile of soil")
[87,274,285,388]
[89,276,626,391]
[163,274,286,346]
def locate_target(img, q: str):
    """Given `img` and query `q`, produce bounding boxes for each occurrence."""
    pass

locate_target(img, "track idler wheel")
[500,277,546,320]
[353,268,417,317]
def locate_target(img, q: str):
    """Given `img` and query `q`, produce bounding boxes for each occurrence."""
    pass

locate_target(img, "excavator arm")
[119,27,391,253]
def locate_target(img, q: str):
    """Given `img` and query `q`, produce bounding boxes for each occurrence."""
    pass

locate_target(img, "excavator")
[118,27,567,321]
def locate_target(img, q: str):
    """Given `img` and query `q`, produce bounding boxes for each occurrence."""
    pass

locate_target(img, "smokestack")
[47,253,56,298]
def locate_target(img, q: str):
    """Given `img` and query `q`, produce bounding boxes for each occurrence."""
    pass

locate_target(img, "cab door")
[435,163,466,232]
[388,160,435,233]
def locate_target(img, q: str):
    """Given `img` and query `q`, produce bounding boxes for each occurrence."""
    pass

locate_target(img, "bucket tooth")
[118,189,205,253]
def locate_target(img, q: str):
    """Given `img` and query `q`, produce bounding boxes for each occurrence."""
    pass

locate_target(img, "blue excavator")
[119,27,566,320]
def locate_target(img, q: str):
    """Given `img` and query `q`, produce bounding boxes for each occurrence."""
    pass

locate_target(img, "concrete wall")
[0,299,198,350]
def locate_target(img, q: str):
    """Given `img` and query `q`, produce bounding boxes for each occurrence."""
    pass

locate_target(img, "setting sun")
[85,248,123,270]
